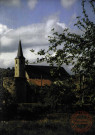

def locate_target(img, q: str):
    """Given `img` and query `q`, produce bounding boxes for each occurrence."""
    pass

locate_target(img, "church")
[15,40,69,86]
[3,41,69,103]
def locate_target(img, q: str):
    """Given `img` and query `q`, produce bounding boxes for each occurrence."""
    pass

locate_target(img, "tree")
[31,0,95,104]
[32,1,94,79]
[40,82,76,112]
[32,0,95,76]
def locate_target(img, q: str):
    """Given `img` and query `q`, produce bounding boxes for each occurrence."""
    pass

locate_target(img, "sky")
[0,0,94,74]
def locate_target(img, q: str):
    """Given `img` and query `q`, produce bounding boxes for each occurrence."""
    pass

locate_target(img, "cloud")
[61,0,76,8]
[57,22,66,29]
[0,15,67,68]
[0,0,20,6]
[69,13,77,26]
[0,15,74,74]
[0,14,82,74]
[0,0,38,8]
[71,13,77,20]
[0,52,16,68]
[0,24,9,35]
[27,0,38,10]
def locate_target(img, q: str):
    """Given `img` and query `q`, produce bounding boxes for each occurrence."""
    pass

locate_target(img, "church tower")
[15,41,26,103]
[15,40,25,78]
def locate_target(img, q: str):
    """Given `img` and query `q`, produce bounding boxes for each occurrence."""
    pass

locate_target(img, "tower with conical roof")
[15,40,25,78]
[15,41,26,103]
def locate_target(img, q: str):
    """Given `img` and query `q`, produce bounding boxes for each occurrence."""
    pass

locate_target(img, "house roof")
[25,65,69,80]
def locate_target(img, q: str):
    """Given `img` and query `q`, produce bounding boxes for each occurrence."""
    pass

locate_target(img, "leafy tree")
[40,81,77,111]
[0,67,14,77]
[32,0,95,76]
[31,0,95,104]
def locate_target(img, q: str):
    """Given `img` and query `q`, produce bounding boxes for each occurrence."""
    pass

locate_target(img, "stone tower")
[15,40,25,78]
[15,41,26,103]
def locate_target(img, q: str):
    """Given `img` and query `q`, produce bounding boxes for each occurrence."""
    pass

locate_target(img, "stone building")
[3,41,69,103]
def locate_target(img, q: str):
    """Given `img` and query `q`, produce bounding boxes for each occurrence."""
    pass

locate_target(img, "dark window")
[16,60,17,64]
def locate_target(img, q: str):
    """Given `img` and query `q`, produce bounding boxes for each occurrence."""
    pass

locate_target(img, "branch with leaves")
[30,0,95,78]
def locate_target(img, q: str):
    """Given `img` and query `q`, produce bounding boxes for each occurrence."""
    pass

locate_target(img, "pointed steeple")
[15,40,25,78]
[16,40,24,58]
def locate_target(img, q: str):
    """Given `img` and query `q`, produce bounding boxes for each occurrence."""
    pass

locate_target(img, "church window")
[16,60,17,64]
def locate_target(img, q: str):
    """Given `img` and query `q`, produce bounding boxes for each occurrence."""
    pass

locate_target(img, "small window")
[16,60,17,64]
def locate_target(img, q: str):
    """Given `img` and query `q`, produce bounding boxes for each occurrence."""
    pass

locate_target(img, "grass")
[0,113,95,135]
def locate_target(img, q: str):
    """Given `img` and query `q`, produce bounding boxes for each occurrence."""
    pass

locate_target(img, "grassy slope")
[0,113,95,135]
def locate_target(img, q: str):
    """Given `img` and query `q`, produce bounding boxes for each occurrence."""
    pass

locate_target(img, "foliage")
[31,0,95,78]
[28,80,77,111]
[0,67,14,77]
[30,0,95,104]
[3,88,16,106]
[40,82,77,110]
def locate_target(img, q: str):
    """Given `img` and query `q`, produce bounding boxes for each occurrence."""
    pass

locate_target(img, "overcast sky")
[0,0,94,74]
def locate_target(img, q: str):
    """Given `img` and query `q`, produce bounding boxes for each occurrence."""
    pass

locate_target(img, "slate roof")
[25,65,69,80]
[16,40,25,59]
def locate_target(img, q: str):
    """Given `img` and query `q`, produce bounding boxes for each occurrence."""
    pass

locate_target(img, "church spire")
[15,40,25,78]
[17,40,24,58]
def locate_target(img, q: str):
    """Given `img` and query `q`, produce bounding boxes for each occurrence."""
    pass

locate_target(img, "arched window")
[16,60,17,64]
